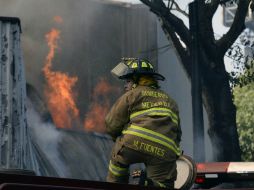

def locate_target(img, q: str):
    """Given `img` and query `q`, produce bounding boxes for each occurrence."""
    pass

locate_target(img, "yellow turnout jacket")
[105,85,182,161]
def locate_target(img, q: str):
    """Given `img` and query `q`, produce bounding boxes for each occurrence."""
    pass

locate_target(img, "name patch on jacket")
[142,90,169,99]
[133,140,165,157]
[142,101,170,109]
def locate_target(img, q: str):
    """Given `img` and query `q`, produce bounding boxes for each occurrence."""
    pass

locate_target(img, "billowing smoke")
[26,97,69,177]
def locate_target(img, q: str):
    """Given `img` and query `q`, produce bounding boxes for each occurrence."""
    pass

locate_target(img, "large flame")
[42,17,121,132]
[84,78,118,133]
[42,27,79,129]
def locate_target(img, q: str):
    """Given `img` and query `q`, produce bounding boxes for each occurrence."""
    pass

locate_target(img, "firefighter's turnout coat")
[105,85,182,162]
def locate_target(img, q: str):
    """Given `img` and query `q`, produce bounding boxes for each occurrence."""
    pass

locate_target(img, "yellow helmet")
[111,58,165,81]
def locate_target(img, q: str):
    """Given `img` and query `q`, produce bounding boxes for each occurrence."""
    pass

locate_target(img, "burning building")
[0,0,158,181]
[0,0,157,132]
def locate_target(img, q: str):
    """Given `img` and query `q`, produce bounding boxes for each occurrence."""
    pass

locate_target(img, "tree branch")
[158,17,191,79]
[168,0,174,10]
[172,1,188,18]
[205,0,220,18]
[217,0,251,56]
[140,0,191,47]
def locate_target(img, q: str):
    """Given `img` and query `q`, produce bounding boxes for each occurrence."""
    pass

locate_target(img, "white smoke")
[26,98,69,177]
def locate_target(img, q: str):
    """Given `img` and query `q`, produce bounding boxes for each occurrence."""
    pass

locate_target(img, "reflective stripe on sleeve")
[130,107,178,125]
[157,181,167,188]
[122,125,181,156]
[109,161,129,177]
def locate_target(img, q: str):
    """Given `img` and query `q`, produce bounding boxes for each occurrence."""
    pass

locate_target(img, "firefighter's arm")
[105,93,130,140]
[177,117,182,144]
[173,102,182,144]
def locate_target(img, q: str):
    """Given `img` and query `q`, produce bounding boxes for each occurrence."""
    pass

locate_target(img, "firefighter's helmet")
[111,58,165,81]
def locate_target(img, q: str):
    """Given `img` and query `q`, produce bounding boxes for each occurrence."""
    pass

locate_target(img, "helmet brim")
[152,73,165,81]
[119,72,165,81]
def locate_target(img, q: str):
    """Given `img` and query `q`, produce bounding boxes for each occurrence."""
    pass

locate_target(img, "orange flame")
[84,78,119,133]
[42,27,79,129]
[42,16,121,132]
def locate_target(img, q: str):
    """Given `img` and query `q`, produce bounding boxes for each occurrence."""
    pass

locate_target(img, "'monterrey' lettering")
[142,90,169,99]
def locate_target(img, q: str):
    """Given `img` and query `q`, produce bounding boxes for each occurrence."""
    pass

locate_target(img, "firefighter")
[105,58,182,189]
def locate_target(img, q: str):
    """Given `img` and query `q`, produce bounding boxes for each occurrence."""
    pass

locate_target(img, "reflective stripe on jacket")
[130,107,179,125]
[122,125,181,156]
[105,85,182,161]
